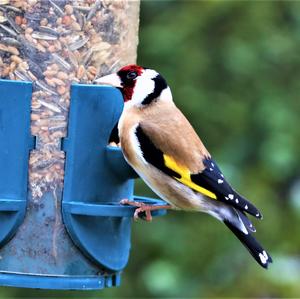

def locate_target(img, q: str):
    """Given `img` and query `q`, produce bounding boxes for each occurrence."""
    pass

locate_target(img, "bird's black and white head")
[95,65,173,107]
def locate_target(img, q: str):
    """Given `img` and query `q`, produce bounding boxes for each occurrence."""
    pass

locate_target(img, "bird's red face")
[96,64,144,102]
[96,64,170,106]
[116,65,144,102]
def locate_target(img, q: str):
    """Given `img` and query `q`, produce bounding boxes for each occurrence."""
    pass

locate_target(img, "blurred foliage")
[129,1,300,297]
[2,0,300,298]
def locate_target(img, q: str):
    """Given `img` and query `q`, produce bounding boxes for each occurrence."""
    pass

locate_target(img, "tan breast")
[118,100,210,173]
[118,107,141,166]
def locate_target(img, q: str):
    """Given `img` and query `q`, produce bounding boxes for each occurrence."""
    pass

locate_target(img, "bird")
[95,64,272,269]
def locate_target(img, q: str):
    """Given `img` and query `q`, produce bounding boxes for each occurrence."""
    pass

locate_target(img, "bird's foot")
[120,199,172,222]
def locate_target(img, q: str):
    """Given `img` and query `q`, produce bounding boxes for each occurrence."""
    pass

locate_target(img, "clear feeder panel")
[0,0,139,276]
[0,0,139,197]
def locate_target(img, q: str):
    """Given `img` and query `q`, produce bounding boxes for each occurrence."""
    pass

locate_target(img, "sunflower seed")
[3,5,22,13]
[1,37,20,47]
[52,53,72,71]
[39,26,60,37]
[37,99,61,113]
[6,14,21,33]
[32,31,58,41]
[87,0,101,21]
[82,48,93,66]
[0,24,17,36]
[49,0,64,17]
[73,6,90,13]
[0,15,7,23]
[68,36,89,51]
[14,69,31,81]
[35,81,59,96]
[67,50,79,68]
[0,0,9,5]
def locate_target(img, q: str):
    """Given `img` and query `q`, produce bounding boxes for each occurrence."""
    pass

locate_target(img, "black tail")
[224,220,272,269]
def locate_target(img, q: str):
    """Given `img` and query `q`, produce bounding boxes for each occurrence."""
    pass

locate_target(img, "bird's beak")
[95,73,122,88]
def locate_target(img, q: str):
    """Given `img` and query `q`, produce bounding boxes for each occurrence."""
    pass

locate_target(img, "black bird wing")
[135,124,262,219]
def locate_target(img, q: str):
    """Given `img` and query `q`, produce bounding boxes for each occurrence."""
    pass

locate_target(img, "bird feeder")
[0,0,166,290]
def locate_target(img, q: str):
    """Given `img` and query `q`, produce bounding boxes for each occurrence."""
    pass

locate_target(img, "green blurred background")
[2,0,300,297]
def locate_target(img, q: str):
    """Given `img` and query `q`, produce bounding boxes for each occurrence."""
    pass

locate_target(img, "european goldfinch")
[96,64,272,269]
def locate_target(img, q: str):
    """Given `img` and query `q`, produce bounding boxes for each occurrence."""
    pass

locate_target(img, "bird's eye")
[126,71,137,80]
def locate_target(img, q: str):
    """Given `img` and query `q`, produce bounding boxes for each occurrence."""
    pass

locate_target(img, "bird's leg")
[120,199,172,222]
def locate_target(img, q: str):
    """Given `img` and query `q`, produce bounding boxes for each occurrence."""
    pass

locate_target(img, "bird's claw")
[120,199,172,222]
[120,199,129,205]
[120,199,153,222]
[134,206,153,222]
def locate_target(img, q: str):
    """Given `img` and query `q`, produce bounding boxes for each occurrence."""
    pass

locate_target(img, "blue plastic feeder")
[0,79,166,290]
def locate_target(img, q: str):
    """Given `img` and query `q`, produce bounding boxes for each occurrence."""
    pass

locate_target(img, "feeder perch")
[0,79,167,290]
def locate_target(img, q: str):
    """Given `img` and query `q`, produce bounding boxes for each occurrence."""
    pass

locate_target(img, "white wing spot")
[217,179,223,184]
[228,194,234,200]
[225,197,229,200]
[245,205,248,210]
[235,198,239,203]
[259,253,267,264]
[263,251,268,260]
[211,162,214,167]
[220,174,224,178]
[256,213,260,217]
[209,168,213,171]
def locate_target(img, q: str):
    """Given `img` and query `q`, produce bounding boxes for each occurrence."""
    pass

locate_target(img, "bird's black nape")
[142,74,168,105]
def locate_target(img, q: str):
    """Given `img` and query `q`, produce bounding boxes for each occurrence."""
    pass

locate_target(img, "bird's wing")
[135,124,262,219]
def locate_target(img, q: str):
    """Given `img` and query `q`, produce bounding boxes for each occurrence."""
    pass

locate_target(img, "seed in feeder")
[56,17,62,26]
[40,18,48,26]
[88,66,97,76]
[50,64,59,72]
[25,33,35,44]
[57,85,66,95]
[62,16,72,26]
[49,0,64,17]
[44,69,57,77]
[48,45,56,53]
[52,78,65,86]
[10,55,22,64]
[27,0,37,5]
[57,71,69,80]
[15,16,23,26]
[65,4,74,15]
[45,77,56,87]
[35,43,46,53]
[32,32,58,41]
[52,54,72,71]
[27,70,37,81]
[69,37,89,51]
[2,37,20,47]
[87,71,95,81]
[31,114,40,121]
[0,24,17,37]
[71,22,81,32]
[76,65,85,79]
[5,45,20,55]
[14,70,29,81]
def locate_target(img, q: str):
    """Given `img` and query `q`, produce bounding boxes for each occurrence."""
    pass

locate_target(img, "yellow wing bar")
[163,155,217,199]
